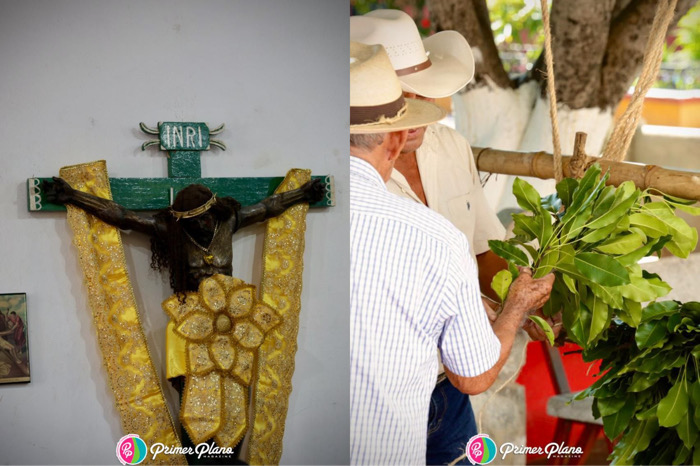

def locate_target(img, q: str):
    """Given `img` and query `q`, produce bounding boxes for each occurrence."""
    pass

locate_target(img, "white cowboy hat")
[350,9,475,98]
[351,41,446,134]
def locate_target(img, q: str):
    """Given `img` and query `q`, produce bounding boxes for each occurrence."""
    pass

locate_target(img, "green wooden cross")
[27,121,335,212]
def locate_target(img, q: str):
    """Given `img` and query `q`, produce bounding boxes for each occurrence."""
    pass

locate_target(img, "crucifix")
[28,122,334,465]
[28,121,334,213]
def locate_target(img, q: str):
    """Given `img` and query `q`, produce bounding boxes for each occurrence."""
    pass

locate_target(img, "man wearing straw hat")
[351,9,544,464]
[350,41,554,465]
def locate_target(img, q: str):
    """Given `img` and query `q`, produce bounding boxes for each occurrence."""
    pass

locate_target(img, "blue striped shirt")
[350,157,501,465]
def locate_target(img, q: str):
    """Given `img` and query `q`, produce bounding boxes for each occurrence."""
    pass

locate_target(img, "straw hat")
[350,42,445,134]
[350,9,475,98]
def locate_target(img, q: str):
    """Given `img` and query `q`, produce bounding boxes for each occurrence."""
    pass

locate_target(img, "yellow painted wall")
[615,94,700,128]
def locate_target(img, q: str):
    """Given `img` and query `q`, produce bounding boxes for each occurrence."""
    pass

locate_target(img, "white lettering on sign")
[186,126,196,148]
[173,126,184,147]
[162,124,205,149]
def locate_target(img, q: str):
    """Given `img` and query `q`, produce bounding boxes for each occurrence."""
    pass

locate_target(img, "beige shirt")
[387,123,506,257]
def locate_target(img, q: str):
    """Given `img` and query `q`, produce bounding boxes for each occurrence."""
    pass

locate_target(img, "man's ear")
[385,130,408,163]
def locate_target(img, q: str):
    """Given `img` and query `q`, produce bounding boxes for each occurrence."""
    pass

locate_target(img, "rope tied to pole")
[602,0,680,162]
[540,0,563,183]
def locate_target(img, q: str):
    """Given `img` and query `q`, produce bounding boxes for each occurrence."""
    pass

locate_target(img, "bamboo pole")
[473,147,700,201]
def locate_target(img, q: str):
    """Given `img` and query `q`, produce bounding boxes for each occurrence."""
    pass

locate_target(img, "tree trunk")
[430,0,695,212]
[430,0,511,88]
[599,0,696,108]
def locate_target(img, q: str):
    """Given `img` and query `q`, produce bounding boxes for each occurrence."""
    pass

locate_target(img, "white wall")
[0,1,349,464]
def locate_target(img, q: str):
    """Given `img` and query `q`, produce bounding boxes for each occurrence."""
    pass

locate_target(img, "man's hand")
[42,177,74,205]
[506,267,555,320]
[301,179,326,204]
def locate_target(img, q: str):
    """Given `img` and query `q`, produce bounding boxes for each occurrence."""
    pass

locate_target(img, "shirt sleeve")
[438,234,501,377]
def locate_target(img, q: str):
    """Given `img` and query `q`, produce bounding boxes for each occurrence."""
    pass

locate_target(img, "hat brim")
[400,31,475,99]
[350,98,446,134]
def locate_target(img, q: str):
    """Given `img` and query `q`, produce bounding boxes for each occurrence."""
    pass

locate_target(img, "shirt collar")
[350,156,388,192]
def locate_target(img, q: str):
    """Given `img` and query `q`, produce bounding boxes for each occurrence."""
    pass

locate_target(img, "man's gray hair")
[350,133,386,152]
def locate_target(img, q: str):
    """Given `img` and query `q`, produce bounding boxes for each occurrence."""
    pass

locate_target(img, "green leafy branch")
[576,301,700,464]
[488,163,699,348]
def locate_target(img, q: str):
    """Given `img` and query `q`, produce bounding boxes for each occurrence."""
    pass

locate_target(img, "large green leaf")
[587,182,639,230]
[628,371,661,392]
[643,204,695,244]
[556,177,578,208]
[677,401,699,449]
[643,201,676,216]
[603,395,636,439]
[534,248,558,278]
[596,231,646,255]
[609,418,658,465]
[588,282,624,309]
[682,302,700,319]
[616,309,637,328]
[613,214,631,235]
[573,253,630,286]
[570,163,602,210]
[597,395,627,417]
[664,216,698,258]
[491,269,512,302]
[670,201,700,216]
[513,177,543,213]
[579,218,621,243]
[662,194,699,206]
[642,301,680,323]
[563,205,593,240]
[488,240,530,267]
[591,185,617,218]
[555,263,590,287]
[635,319,669,349]
[624,299,643,326]
[565,301,592,347]
[512,213,538,241]
[636,404,659,420]
[562,273,578,294]
[620,276,671,302]
[529,315,555,345]
[514,212,554,249]
[657,375,689,428]
[617,237,660,267]
[563,166,607,223]
[587,293,610,344]
[629,212,670,238]
[635,347,672,373]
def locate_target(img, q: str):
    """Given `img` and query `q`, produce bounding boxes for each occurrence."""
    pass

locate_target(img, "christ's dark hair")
[149,184,241,293]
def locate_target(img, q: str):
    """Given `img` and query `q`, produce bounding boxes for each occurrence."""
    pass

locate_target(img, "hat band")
[350,95,407,126]
[170,193,217,220]
[395,58,432,77]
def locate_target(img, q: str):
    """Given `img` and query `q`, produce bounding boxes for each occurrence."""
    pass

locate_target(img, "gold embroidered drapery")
[248,169,311,465]
[60,161,185,465]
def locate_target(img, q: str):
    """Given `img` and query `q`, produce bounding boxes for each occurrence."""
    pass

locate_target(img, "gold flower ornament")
[162,274,281,448]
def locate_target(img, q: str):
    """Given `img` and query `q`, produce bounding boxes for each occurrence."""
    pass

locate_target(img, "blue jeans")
[426,377,477,465]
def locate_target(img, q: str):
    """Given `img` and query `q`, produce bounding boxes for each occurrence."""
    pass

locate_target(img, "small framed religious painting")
[0,293,30,383]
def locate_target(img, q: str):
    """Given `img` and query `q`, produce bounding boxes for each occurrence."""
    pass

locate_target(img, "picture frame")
[0,293,30,383]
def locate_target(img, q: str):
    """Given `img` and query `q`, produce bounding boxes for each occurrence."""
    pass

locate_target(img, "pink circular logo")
[466,434,497,465]
[116,434,147,465]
